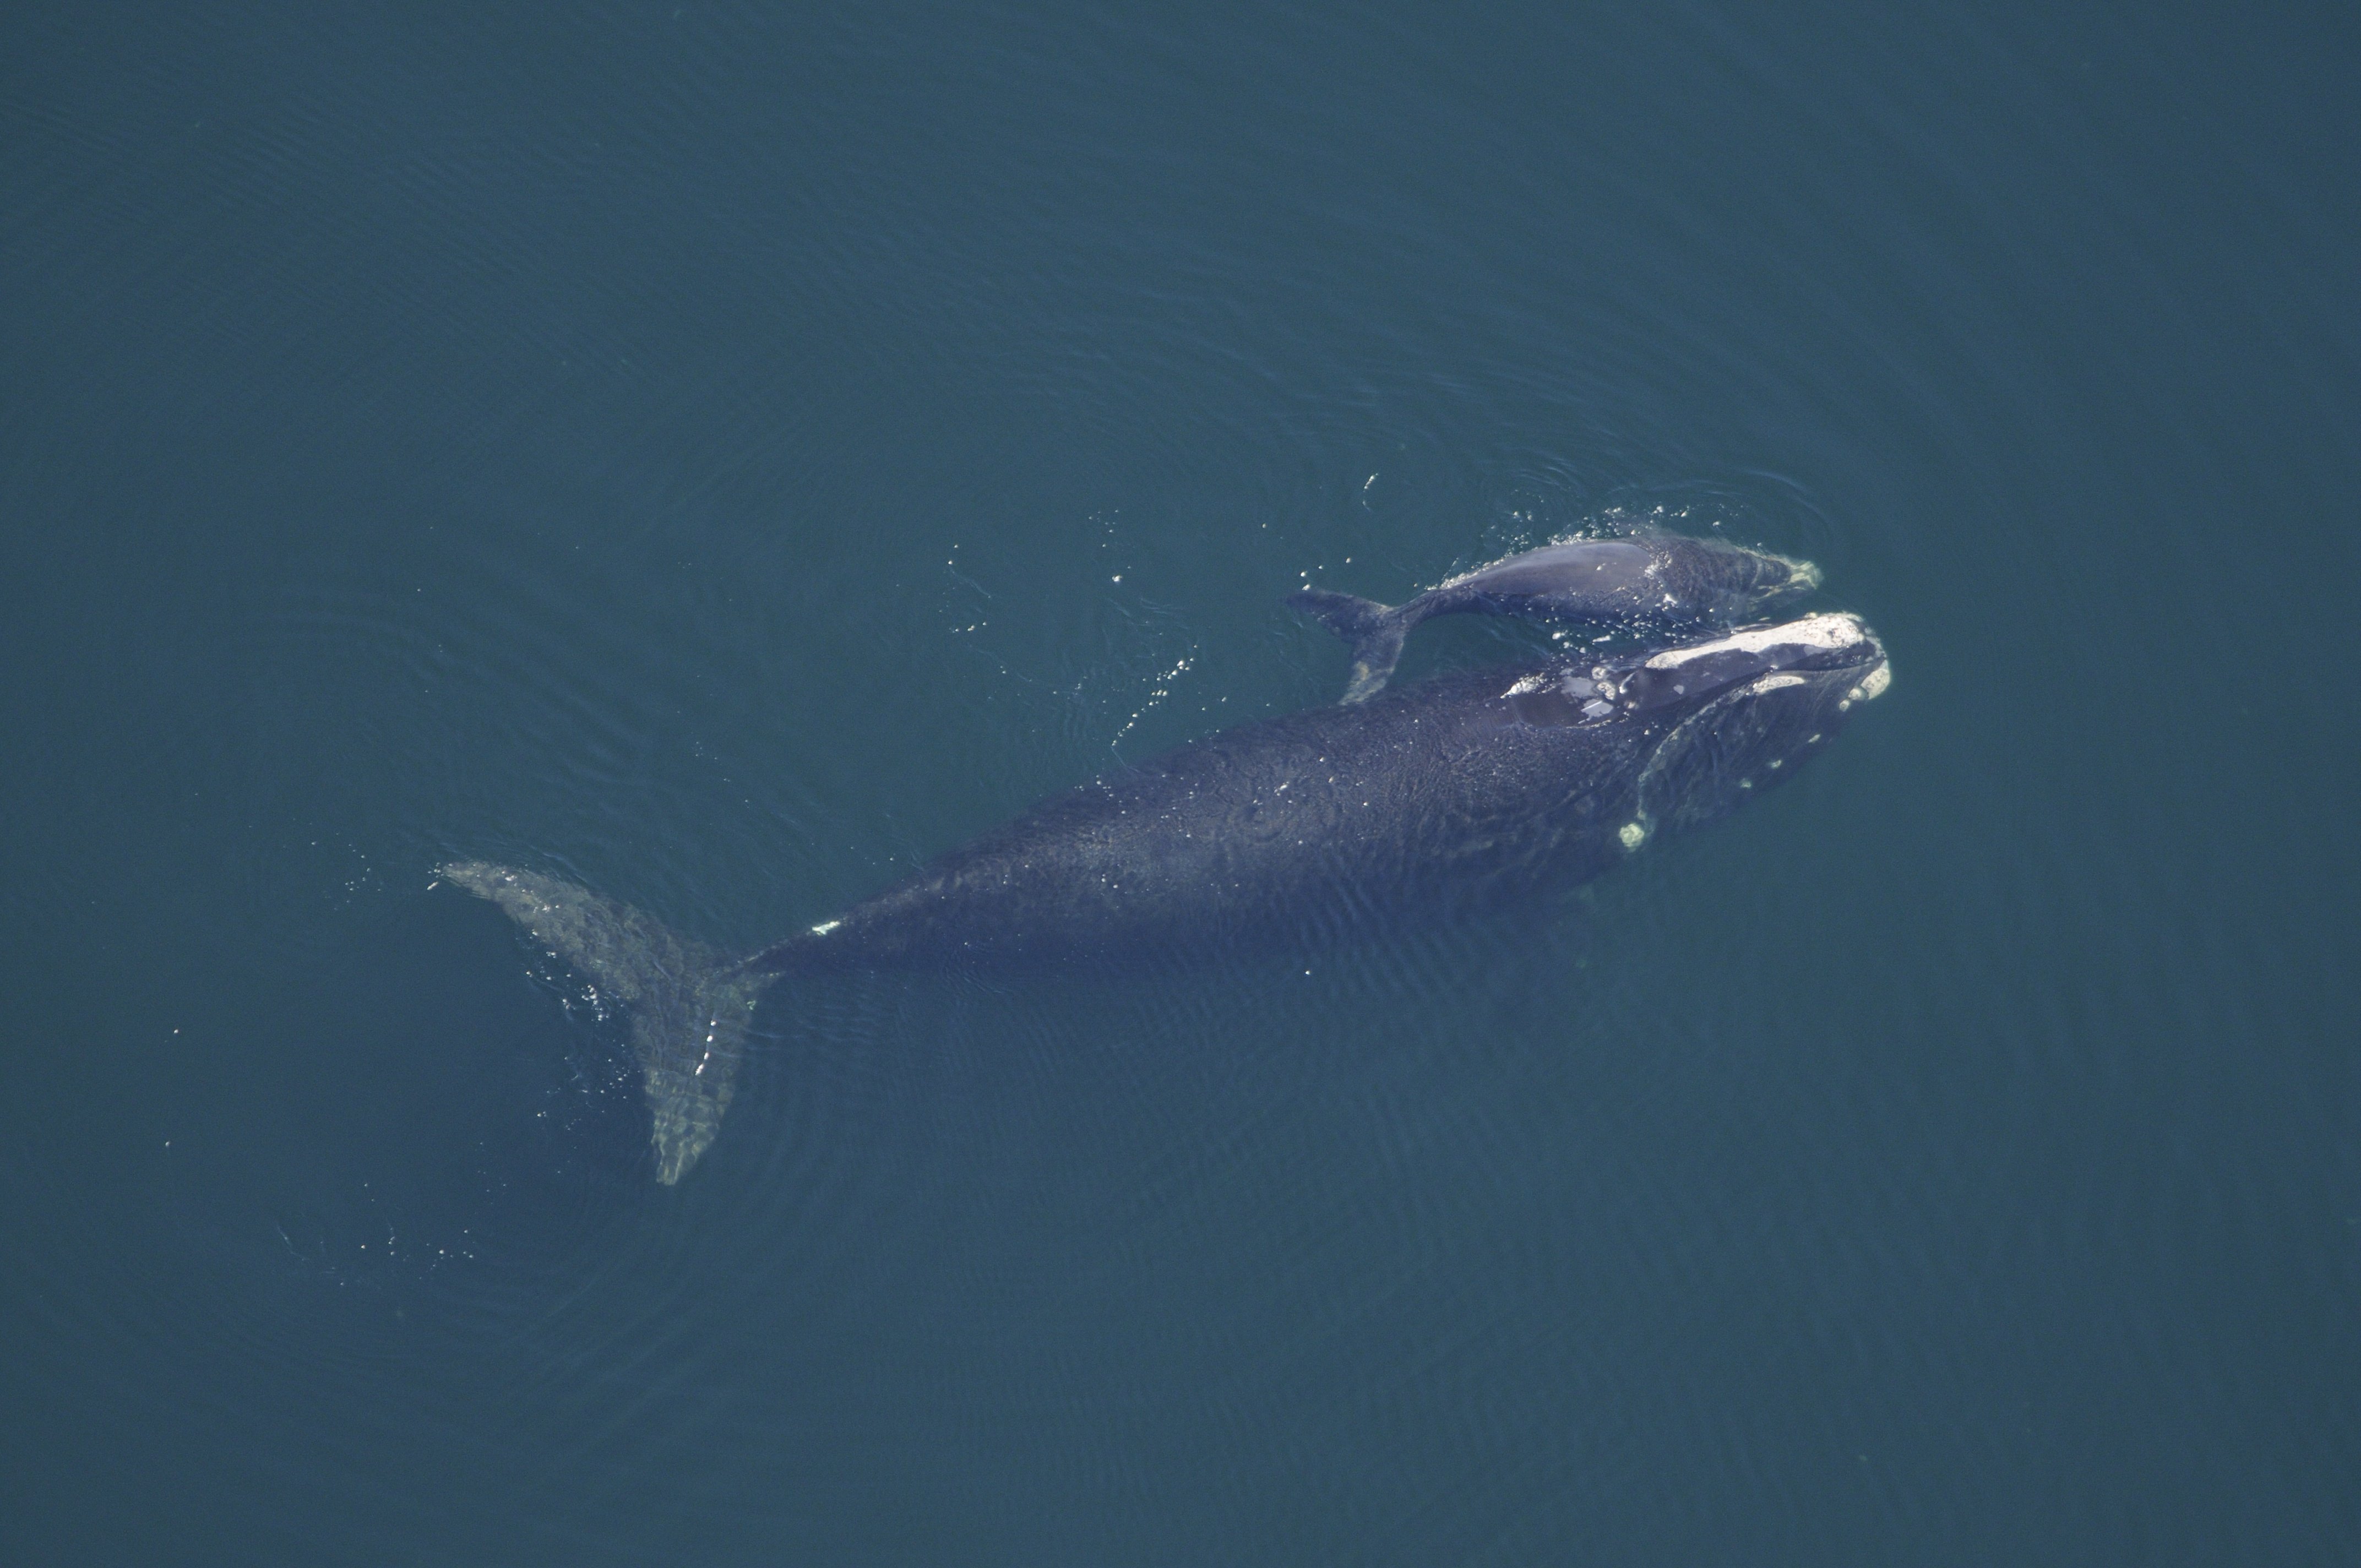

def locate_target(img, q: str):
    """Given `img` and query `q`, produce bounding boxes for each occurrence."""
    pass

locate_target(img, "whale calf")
[1290,531,1820,704]
[447,611,1887,1183]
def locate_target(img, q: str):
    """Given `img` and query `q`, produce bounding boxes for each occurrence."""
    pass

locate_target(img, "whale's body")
[448,612,1887,1183]
[1290,531,1820,704]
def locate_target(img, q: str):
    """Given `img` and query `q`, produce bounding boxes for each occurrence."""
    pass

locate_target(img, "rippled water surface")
[4,4,2355,1562]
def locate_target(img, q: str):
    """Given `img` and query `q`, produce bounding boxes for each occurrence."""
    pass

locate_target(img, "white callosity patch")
[1618,820,1649,849]
[1505,668,1618,722]
[1644,612,1870,670]
[1837,661,1892,711]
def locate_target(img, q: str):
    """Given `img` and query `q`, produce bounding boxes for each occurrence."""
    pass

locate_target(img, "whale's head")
[1603,612,1887,842]
[1638,530,1824,623]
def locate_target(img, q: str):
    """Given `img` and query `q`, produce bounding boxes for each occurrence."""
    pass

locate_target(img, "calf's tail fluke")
[441,861,775,1184]
[1286,587,1409,705]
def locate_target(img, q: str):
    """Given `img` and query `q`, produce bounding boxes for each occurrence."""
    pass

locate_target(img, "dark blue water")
[4,4,2355,1562]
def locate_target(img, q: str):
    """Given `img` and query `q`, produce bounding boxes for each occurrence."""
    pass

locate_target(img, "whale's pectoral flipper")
[1286,587,1409,705]
[441,861,773,1184]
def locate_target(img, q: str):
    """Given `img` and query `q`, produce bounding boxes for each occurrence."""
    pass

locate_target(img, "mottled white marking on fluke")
[439,860,777,1184]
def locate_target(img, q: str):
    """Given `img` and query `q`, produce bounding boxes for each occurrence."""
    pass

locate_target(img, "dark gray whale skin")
[1291,531,1820,704]
[445,612,1886,1183]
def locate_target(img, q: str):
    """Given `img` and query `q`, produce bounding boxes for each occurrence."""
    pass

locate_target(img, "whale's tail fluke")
[1287,587,1410,705]
[441,861,773,1184]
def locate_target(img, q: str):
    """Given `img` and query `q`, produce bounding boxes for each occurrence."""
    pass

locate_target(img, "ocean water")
[3,3,2355,1562]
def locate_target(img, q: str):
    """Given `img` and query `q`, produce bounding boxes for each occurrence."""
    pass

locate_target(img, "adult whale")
[446,611,1889,1183]
[1290,531,1820,704]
